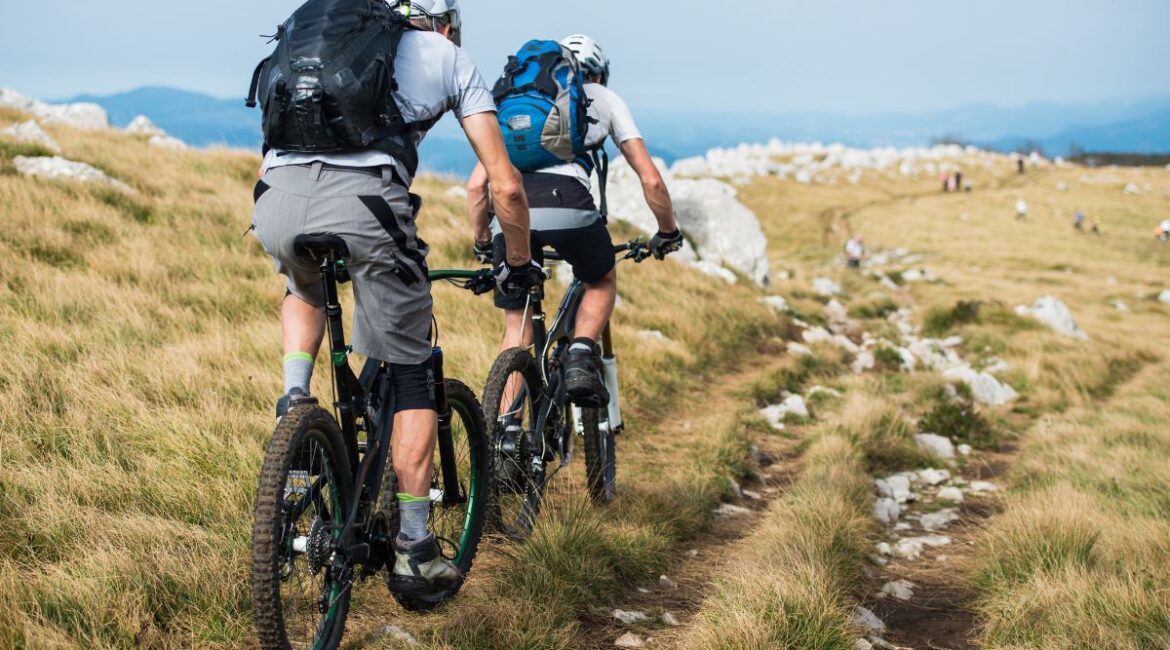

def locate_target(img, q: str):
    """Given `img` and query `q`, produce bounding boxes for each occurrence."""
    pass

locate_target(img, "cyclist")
[467,34,683,406]
[251,0,541,602]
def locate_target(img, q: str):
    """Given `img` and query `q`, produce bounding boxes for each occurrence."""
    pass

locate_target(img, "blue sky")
[2,0,1168,114]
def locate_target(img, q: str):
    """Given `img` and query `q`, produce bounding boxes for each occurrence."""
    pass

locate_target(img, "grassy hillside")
[0,109,783,647]
[4,105,1170,649]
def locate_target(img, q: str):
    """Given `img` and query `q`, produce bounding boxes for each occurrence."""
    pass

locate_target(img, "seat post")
[319,254,348,364]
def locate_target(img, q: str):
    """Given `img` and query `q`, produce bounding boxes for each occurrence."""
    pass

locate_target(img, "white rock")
[895,347,917,372]
[636,587,651,594]
[13,155,132,192]
[874,542,893,556]
[1111,299,1129,312]
[870,639,914,650]
[957,444,973,456]
[613,609,651,624]
[1124,182,1139,194]
[377,624,418,645]
[1015,295,1089,340]
[834,334,861,354]
[878,579,916,601]
[615,632,645,648]
[760,295,789,313]
[813,277,842,296]
[852,351,876,374]
[148,134,188,150]
[0,120,60,153]
[942,365,1018,406]
[893,535,951,559]
[873,497,901,523]
[807,385,843,400]
[787,342,812,356]
[803,326,833,344]
[636,329,671,343]
[937,487,964,502]
[920,508,960,530]
[742,488,763,500]
[658,575,678,589]
[598,156,770,285]
[853,606,886,636]
[690,259,738,284]
[856,640,874,650]
[1,88,109,130]
[914,433,956,460]
[1158,290,1170,305]
[124,114,165,136]
[444,185,469,198]
[916,468,951,486]
[661,612,681,627]
[713,503,753,516]
[826,299,849,322]
[969,480,999,493]
[875,475,914,503]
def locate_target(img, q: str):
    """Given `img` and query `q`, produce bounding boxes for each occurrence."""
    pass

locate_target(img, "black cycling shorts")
[388,357,437,412]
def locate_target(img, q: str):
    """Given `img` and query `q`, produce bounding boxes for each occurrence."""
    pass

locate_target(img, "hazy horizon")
[3,0,1168,116]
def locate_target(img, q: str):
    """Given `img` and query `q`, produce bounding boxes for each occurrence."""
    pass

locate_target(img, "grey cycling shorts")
[252,163,433,365]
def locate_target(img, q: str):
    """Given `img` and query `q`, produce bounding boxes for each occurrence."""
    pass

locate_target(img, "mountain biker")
[467,34,683,406]
[250,0,541,602]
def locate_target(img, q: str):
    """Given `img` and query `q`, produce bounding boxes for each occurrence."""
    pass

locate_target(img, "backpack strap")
[245,56,270,108]
[591,148,609,223]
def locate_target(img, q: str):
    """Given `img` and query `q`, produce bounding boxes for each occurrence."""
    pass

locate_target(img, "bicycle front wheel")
[481,347,547,538]
[252,406,355,650]
[581,406,616,504]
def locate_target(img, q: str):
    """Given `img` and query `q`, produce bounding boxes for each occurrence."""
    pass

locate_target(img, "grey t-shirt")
[540,83,643,187]
[261,31,496,186]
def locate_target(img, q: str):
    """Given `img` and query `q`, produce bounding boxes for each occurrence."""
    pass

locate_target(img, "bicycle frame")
[312,253,483,568]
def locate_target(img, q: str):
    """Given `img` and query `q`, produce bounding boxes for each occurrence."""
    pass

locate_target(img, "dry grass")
[0,114,783,647]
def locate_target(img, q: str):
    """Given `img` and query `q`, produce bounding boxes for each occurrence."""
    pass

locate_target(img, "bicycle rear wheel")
[252,406,355,650]
[481,348,547,538]
[379,379,489,611]
[581,407,616,504]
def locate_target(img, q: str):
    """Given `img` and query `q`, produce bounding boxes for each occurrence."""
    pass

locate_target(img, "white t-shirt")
[540,83,643,187]
[844,239,864,259]
[261,31,495,186]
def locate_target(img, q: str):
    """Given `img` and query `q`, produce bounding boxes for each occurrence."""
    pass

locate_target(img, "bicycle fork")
[599,324,624,433]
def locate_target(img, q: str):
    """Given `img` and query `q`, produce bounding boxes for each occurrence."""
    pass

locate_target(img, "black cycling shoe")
[564,346,610,408]
[387,533,463,610]
[275,387,316,421]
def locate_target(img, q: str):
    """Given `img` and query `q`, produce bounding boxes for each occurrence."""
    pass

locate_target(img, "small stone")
[914,433,956,460]
[878,579,915,601]
[714,503,752,516]
[615,632,645,648]
[686,549,699,557]
[852,605,886,635]
[873,497,901,524]
[661,611,681,627]
[376,624,418,645]
[613,609,651,624]
[920,508,960,531]
[742,489,763,500]
[875,475,914,503]
[787,342,812,356]
[893,534,951,559]
[855,639,874,650]
[1,120,61,153]
[813,277,842,296]
[636,587,651,594]
[916,468,951,486]
[969,480,999,493]
[760,295,789,313]
[957,444,973,456]
[658,575,678,589]
[874,542,892,556]
[636,329,671,343]
[937,487,964,502]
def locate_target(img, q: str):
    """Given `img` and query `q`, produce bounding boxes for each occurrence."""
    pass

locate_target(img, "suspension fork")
[599,323,624,432]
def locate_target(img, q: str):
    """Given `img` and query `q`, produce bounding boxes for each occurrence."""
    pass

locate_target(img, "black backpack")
[246,0,421,175]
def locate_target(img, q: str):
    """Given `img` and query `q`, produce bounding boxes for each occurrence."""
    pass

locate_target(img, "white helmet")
[560,34,610,84]
[394,1,462,46]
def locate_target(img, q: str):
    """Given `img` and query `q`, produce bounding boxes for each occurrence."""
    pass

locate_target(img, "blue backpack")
[492,40,594,173]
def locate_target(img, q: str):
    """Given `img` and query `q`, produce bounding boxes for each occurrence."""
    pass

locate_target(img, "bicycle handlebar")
[430,267,496,295]
[542,239,651,263]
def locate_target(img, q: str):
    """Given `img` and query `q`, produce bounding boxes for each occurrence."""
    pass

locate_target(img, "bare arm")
[462,112,530,265]
[619,138,677,232]
[467,162,492,243]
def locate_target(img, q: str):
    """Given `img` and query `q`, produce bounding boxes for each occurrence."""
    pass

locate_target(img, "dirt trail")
[573,354,804,650]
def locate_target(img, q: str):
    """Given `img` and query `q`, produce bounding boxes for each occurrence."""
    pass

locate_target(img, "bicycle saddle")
[293,233,350,260]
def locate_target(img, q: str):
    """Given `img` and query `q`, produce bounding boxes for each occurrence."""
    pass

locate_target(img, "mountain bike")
[251,233,496,650]
[482,239,651,537]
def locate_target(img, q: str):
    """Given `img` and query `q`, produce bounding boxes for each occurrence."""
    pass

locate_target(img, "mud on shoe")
[387,533,463,611]
[563,343,610,408]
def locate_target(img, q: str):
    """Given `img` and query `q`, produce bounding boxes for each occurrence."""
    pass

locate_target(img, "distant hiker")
[940,171,949,192]
[1016,198,1028,220]
[946,173,957,193]
[1074,210,1085,231]
[964,179,973,192]
[471,33,682,406]
[247,0,542,600]
[844,235,866,269]
[954,170,963,191]
[1016,155,1025,175]
[1158,219,1170,241]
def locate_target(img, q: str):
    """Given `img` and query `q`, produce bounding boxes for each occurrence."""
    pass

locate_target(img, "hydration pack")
[246,0,422,175]
[492,40,594,173]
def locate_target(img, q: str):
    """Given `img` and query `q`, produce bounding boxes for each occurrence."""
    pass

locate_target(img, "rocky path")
[573,355,805,650]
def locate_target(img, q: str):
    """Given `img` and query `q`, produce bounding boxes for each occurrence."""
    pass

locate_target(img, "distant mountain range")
[63,86,1170,174]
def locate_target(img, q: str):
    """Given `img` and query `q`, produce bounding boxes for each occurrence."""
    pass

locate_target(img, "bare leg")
[282,293,326,356]
[392,409,440,497]
[573,268,617,342]
[498,309,534,416]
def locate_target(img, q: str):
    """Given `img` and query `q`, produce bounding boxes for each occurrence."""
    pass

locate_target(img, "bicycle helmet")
[560,34,610,84]
[393,0,462,46]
